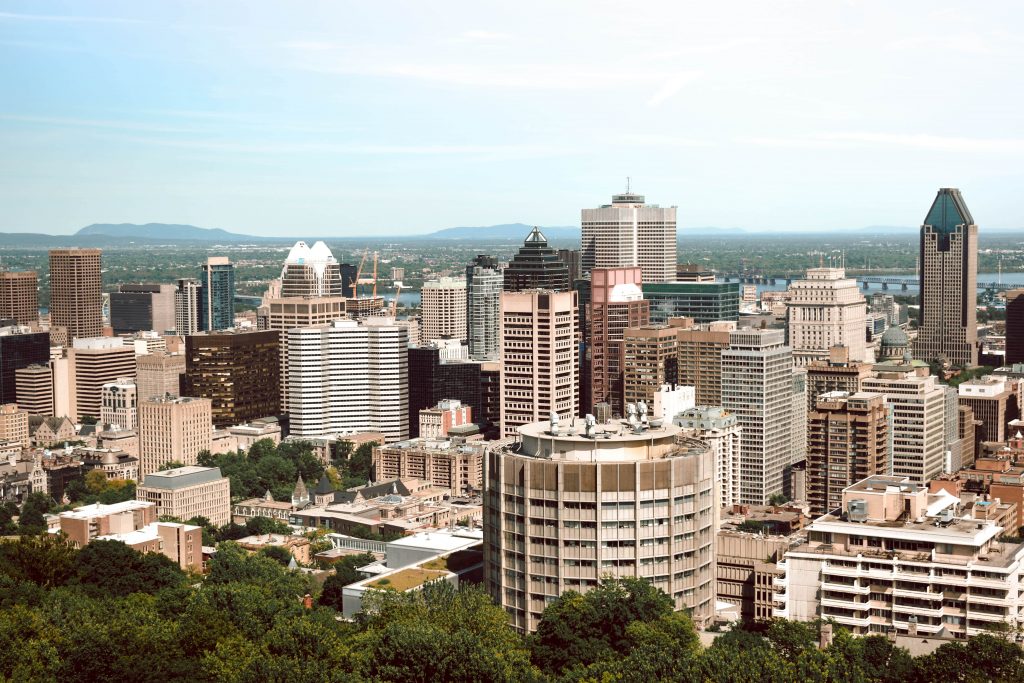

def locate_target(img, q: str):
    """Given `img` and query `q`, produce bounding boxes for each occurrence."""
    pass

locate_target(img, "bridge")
[720,274,1008,291]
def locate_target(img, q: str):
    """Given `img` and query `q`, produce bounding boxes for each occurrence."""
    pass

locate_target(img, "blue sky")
[1,1,1023,236]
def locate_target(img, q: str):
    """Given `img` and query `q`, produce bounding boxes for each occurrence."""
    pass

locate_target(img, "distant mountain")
[425,223,578,240]
[76,223,262,242]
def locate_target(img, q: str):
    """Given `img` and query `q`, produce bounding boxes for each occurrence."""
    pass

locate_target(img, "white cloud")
[742,131,1024,153]
[646,72,702,107]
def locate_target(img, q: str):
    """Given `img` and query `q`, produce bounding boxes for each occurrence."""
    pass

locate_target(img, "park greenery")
[0,532,1020,683]
[198,438,326,502]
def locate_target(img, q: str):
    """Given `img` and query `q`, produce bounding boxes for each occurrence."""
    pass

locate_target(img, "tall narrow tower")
[198,257,235,332]
[914,188,978,367]
[49,248,102,342]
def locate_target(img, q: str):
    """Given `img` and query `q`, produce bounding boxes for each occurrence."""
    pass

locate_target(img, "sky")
[1,1,1023,236]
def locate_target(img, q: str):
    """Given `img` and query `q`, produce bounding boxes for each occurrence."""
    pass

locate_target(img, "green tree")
[18,491,55,534]
[0,533,77,587]
[0,501,18,535]
[71,539,187,597]
[259,544,292,566]
[319,552,375,610]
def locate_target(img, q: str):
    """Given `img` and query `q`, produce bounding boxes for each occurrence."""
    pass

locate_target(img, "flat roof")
[387,527,484,553]
[60,499,153,520]
[141,465,224,490]
[517,418,681,444]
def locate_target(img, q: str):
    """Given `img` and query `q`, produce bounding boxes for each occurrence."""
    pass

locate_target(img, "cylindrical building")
[484,418,717,632]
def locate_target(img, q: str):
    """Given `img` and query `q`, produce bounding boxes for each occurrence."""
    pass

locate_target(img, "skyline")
[2,1,1024,235]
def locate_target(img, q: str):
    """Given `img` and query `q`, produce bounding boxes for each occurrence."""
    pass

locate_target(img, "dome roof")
[880,326,909,347]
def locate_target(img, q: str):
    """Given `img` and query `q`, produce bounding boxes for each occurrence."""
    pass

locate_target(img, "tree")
[319,553,375,610]
[0,501,17,535]
[80,415,99,426]
[18,492,54,534]
[259,545,292,567]
[72,539,187,597]
[159,461,188,471]
[0,533,77,587]
[84,469,110,494]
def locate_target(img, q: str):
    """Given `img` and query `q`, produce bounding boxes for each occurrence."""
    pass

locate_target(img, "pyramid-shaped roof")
[924,188,974,233]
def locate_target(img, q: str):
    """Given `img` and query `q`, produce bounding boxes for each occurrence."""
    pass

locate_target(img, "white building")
[676,405,742,509]
[421,277,467,343]
[774,475,1024,638]
[863,372,947,485]
[100,378,137,431]
[651,383,695,422]
[581,190,676,284]
[466,264,502,361]
[287,318,409,442]
[786,267,868,367]
[174,278,200,336]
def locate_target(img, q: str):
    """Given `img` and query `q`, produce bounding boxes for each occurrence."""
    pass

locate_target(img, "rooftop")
[141,465,225,490]
[60,499,154,520]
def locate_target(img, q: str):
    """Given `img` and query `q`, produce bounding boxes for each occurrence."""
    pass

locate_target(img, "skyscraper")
[138,396,213,476]
[174,278,200,335]
[49,248,102,342]
[67,337,137,422]
[182,330,281,427]
[786,267,868,367]
[0,271,38,327]
[421,277,467,343]
[466,256,502,361]
[280,241,344,297]
[581,190,676,283]
[622,325,678,409]
[721,329,794,504]
[672,319,733,406]
[503,228,570,292]
[588,267,648,415]
[0,324,50,405]
[110,284,177,334]
[1006,289,1024,366]
[198,257,235,332]
[914,188,978,367]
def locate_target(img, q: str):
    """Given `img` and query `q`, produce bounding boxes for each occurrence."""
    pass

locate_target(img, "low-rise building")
[228,418,282,450]
[372,437,485,497]
[78,447,139,482]
[0,404,29,448]
[136,465,231,527]
[233,490,297,525]
[28,415,76,448]
[235,534,312,565]
[716,530,791,623]
[418,399,472,440]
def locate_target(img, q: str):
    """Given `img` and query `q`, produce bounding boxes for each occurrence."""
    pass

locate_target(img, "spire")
[524,226,548,245]
[292,475,309,507]
[924,188,974,233]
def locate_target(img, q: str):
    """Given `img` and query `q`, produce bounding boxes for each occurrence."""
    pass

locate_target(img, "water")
[750,272,1022,297]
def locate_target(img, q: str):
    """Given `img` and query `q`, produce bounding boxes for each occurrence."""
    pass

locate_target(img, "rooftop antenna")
[626,176,631,193]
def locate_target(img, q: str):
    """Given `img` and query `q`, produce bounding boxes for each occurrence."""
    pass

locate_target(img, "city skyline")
[2,2,1024,235]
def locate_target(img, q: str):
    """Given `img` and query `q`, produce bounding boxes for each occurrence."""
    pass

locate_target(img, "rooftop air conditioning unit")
[847,499,868,523]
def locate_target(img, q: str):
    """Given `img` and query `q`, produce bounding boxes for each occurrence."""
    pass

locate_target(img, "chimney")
[302,593,313,609]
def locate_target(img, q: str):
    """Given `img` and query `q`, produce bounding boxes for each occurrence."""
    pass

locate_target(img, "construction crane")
[390,281,403,317]
[353,249,379,299]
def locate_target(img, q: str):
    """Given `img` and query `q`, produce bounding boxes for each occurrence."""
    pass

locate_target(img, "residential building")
[418,399,472,440]
[174,278,201,335]
[137,465,231,527]
[676,405,742,509]
[0,325,49,404]
[643,282,741,323]
[136,351,185,401]
[958,375,1020,446]
[373,437,486,496]
[672,319,733,406]
[786,267,868,366]
[68,338,137,422]
[110,284,177,334]
[914,188,979,367]
[48,248,102,342]
[182,329,280,428]
[14,364,52,415]
[421,277,467,342]
[588,268,649,415]
[0,403,29,448]
[774,476,1024,638]
[581,190,676,284]
[806,392,889,517]
[622,325,678,408]
[1006,289,1024,367]
[503,228,570,292]
[484,419,716,632]
[499,289,578,437]
[721,329,794,505]
[465,255,502,361]
[100,378,137,430]
[138,396,213,476]
[199,257,235,332]
[0,270,38,326]
[805,345,874,411]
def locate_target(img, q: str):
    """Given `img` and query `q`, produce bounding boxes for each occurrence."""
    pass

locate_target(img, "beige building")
[136,351,185,401]
[717,530,789,622]
[421,277,467,343]
[15,364,53,416]
[863,371,947,485]
[49,248,102,342]
[0,403,29,448]
[418,399,472,440]
[805,345,873,411]
[958,375,1018,445]
[484,419,717,633]
[672,319,733,406]
[499,290,578,438]
[622,325,678,408]
[100,378,137,430]
[78,447,139,482]
[67,337,137,422]
[138,396,213,476]
[0,270,38,327]
[786,267,868,367]
[228,418,282,450]
[137,465,231,527]
[581,190,677,284]
[676,405,742,509]
[373,437,485,496]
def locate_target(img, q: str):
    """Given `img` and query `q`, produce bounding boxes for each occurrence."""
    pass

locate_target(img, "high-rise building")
[557,248,582,283]
[0,324,50,405]
[0,271,38,327]
[15,364,53,415]
[589,268,648,415]
[287,318,408,442]
[914,188,978,367]
[643,282,741,323]
[503,228,570,292]
[174,278,200,335]
[100,378,138,431]
[182,330,280,428]
[672,319,733,406]
[466,257,502,361]
[676,405,742,509]
[138,396,213,476]
[67,338,137,422]
[721,329,794,505]
[805,345,873,411]
[280,240,344,297]
[198,257,235,332]
[110,284,177,334]
[786,267,868,367]
[806,391,889,517]
[958,375,1019,445]
[484,419,716,632]
[137,465,231,527]
[622,325,678,409]
[49,248,102,342]
[1006,289,1024,367]
[408,346,487,438]
[499,289,578,437]
[421,277,467,343]
[136,351,185,401]
[581,190,676,284]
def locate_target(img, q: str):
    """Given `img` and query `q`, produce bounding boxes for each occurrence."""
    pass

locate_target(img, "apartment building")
[421,277,467,343]
[373,436,486,496]
[138,396,213,476]
[137,465,231,527]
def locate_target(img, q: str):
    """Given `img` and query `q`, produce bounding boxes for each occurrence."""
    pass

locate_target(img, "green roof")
[924,188,974,234]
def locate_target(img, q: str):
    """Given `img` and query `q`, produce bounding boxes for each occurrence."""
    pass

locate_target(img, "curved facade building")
[281,240,344,298]
[484,419,717,632]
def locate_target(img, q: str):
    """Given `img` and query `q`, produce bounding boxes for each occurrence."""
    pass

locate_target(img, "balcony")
[893,602,942,617]
[825,613,871,629]
[892,586,935,599]
[772,607,789,619]
[967,592,1009,607]
[822,580,869,595]
[966,610,1009,622]
[773,575,787,589]
[821,596,867,611]
[822,562,861,578]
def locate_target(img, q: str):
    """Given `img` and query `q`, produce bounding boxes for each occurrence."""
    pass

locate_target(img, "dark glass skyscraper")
[0,326,49,404]
[503,227,570,292]
[199,257,235,332]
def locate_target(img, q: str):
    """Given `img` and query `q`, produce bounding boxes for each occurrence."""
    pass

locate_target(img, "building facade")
[373,437,485,496]
[136,465,231,527]
[0,325,49,405]
[138,396,213,476]
[786,267,868,367]
[68,338,137,422]
[466,257,502,361]
[503,228,570,293]
[110,284,177,334]
[49,248,102,342]
[421,277,467,343]
[199,257,236,332]
[676,405,742,509]
[673,320,733,406]
[581,191,676,284]
[589,268,648,415]
[100,378,138,431]
[0,271,38,326]
[643,282,741,323]
[136,351,185,401]
[622,325,678,409]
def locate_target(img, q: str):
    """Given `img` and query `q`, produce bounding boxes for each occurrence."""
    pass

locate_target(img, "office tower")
[643,282,741,323]
[174,278,200,335]
[581,189,676,283]
[484,419,716,633]
[805,345,873,411]
[672,319,732,406]
[862,372,948,485]
[466,256,502,361]
[557,248,582,283]
[110,284,177,334]
[503,228,570,292]
[49,248,102,342]
[677,405,742,509]
[786,267,868,367]
[0,403,29,448]
[15,364,53,415]
[1006,289,1024,366]
[958,404,976,468]
[198,257,235,332]
[137,465,231,527]
[499,290,578,437]
[0,324,50,404]
[408,346,486,438]
[138,396,213,476]
[421,277,467,343]
[68,338,137,422]
[280,241,344,297]
[100,378,137,430]
[182,330,280,428]
[589,268,649,415]
[136,351,185,401]
[870,292,906,329]
[721,329,794,505]
[622,325,678,409]
[0,271,38,326]
[914,188,978,367]
[957,375,1019,445]
[287,318,408,441]
[806,392,889,517]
